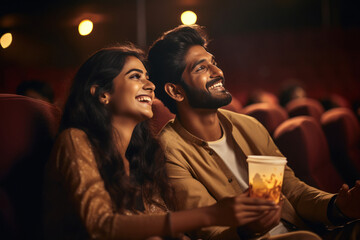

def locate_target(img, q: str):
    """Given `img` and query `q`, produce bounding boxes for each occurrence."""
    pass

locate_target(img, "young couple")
[44,25,360,240]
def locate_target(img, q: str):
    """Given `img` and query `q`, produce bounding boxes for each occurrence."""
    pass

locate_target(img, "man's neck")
[177,106,222,141]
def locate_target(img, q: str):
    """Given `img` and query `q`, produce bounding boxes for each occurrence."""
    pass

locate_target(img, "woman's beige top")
[43,128,169,240]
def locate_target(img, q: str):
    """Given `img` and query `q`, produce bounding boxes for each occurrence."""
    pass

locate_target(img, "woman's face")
[108,56,155,122]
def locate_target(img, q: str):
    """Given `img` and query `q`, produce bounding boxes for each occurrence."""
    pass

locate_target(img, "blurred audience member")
[353,100,360,122]
[279,81,306,107]
[321,94,351,111]
[246,89,278,106]
[16,80,54,103]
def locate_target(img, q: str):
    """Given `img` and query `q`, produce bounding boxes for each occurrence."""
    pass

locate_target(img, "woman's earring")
[104,100,109,105]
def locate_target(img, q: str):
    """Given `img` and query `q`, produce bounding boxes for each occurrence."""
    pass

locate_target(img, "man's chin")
[205,94,232,109]
[212,90,232,100]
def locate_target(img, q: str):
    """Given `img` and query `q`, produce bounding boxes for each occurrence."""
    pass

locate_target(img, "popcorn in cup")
[247,155,287,203]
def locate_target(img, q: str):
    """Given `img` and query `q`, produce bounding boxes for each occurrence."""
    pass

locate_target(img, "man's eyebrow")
[125,68,143,75]
[190,54,216,71]
[211,56,216,63]
[191,59,206,71]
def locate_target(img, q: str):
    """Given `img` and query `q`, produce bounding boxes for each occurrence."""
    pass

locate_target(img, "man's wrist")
[327,195,353,226]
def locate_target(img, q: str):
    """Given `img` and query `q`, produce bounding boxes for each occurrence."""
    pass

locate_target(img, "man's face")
[180,45,232,109]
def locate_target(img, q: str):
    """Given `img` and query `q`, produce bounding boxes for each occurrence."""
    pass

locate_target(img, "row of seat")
[0,94,359,238]
[0,94,62,239]
[242,98,360,193]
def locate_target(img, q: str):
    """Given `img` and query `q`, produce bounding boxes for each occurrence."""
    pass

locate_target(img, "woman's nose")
[143,78,155,91]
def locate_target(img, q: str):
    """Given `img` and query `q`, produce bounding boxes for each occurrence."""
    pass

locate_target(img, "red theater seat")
[150,98,175,135]
[0,94,61,239]
[321,108,360,186]
[286,98,325,122]
[242,103,288,136]
[221,96,243,113]
[273,116,343,193]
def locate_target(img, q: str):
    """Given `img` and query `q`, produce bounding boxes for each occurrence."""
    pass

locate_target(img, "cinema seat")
[321,108,360,186]
[242,103,288,136]
[221,96,243,113]
[286,98,325,122]
[273,116,343,193]
[0,94,61,239]
[150,98,175,135]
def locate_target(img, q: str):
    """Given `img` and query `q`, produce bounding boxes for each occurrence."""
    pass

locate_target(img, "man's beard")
[181,78,232,109]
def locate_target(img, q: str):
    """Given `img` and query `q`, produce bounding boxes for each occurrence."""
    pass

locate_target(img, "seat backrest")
[149,98,175,135]
[286,98,324,122]
[242,103,288,136]
[0,94,62,239]
[273,116,343,193]
[221,96,243,113]
[321,108,360,185]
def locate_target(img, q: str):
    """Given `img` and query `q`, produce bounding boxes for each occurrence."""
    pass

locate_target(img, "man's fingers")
[236,205,279,212]
[236,196,276,205]
[339,184,349,195]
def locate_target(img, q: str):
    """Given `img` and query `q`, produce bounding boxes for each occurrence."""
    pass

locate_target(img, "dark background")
[1,0,360,106]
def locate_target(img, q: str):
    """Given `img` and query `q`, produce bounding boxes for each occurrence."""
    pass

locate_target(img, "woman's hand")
[209,191,279,227]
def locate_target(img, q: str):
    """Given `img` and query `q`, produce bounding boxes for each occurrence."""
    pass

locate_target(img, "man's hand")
[238,197,283,237]
[335,180,360,219]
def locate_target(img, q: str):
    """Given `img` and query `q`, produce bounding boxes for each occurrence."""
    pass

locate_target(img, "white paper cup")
[247,155,287,203]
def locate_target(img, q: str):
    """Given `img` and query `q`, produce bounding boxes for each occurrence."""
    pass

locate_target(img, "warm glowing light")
[1,33,13,49]
[78,19,93,36]
[181,11,197,25]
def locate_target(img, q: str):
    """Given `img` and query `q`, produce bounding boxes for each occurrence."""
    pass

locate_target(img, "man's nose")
[209,64,223,78]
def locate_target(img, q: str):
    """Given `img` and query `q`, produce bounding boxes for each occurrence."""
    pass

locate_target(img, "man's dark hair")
[147,25,209,114]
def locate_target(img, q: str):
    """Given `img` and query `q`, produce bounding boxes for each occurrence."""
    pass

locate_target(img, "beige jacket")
[159,109,334,240]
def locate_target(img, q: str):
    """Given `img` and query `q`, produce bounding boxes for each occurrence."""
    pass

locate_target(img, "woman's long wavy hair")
[60,44,174,212]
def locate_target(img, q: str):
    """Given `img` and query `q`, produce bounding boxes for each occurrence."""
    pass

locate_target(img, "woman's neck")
[111,116,139,176]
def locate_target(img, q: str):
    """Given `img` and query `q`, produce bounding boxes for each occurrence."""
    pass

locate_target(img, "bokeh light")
[1,33,13,49]
[181,11,197,25]
[78,19,93,36]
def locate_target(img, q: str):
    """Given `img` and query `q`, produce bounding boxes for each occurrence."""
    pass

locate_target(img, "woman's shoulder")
[55,128,92,151]
[57,128,88,141]
[53,128,96,166]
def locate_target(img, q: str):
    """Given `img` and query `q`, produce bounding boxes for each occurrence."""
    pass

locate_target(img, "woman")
[43,44,278,240]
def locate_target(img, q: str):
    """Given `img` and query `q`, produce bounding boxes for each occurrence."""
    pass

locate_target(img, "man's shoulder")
[218,108,260,125]
[157,120,183,147]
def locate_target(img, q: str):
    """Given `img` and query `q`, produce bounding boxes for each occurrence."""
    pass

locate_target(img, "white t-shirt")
[207,126,288,236]
[207,129,249,191]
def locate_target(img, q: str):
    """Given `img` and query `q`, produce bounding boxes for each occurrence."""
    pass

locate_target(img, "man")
[147,25,360,239]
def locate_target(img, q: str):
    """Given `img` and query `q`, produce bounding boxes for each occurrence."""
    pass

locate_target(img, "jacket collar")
[172,109,233,146]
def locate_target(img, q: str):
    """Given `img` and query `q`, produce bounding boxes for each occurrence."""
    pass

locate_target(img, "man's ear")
[164,83,184,102]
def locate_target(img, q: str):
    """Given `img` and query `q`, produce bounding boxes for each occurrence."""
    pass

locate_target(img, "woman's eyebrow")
[125,68,143,75]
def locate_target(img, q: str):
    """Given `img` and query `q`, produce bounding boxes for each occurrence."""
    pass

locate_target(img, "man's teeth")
[209,82,223,90]
[136,96,152,102]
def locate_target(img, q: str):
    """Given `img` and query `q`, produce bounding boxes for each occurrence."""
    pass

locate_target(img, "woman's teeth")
[136,96,152,102]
